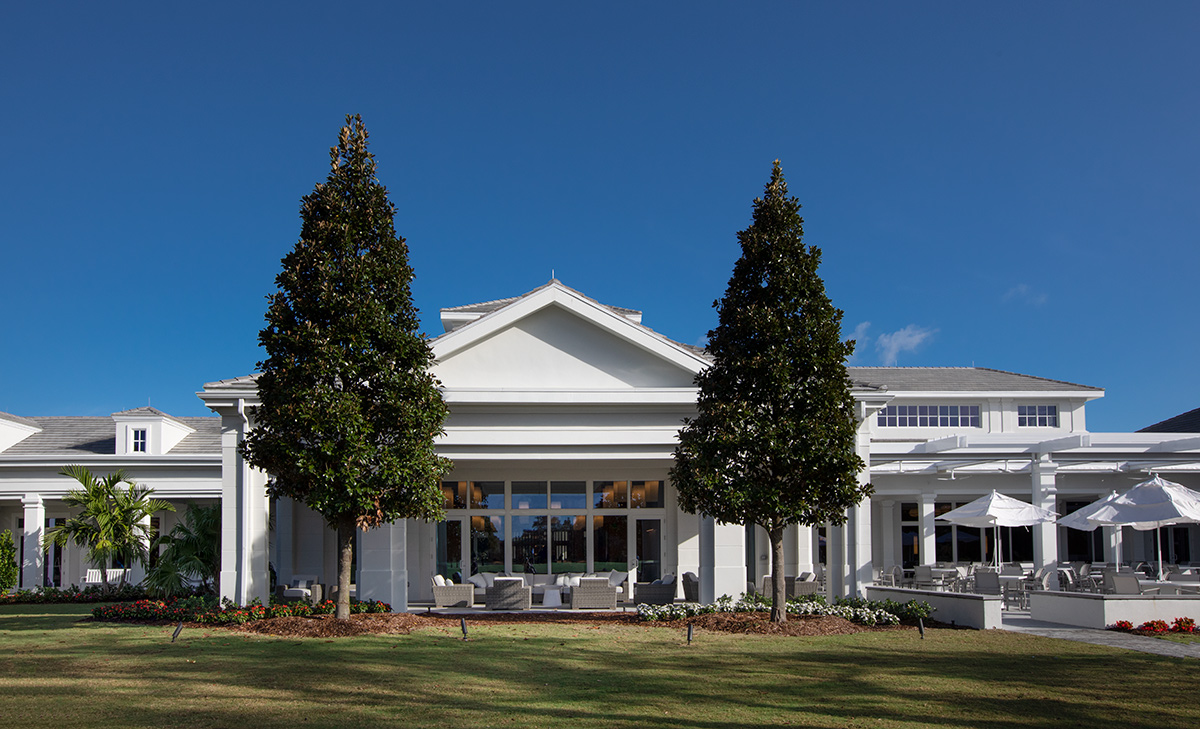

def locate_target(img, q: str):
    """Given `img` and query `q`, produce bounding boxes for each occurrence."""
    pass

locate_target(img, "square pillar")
[879,500,897,570]
[217,405,271,606]
[699,516,744,603]
[1031,457,1060,589]
[1103,525,1123,565]
[276,496,294,587]
[128,514,151,585]
[358,520,408,612]
[21,494,45,589]
[827,523,846,598]
[920,493,937,566]
[847,502,872,597]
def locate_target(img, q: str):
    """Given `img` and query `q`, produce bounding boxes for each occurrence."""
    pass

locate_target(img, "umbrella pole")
[1157,527,1164,581]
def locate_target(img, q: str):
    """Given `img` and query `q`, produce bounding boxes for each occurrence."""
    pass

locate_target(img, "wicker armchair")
[486,578,532,610]
[571,577,618,609]
[682,572,700,602]
[634,581,676,605]
[433,579,475,608]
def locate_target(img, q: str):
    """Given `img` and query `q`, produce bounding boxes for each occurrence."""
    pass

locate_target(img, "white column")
[1031,457,1060,589]
[879,500,897,570]
[848,503,872,597]
[828,523,845,598]
[21,494,45,589]
[217,404,271,605]
[920,493,937,566]
[795,524,814,575]
[358,519,408,612]
[675,510,701,584]
[699,516,744,603]
[129,513,151,584]
[846,422,874,596]
[276,496,294,587]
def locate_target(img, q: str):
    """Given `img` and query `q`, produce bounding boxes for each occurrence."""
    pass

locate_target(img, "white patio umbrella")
[1082,475,1200,580]
[937,490,1058,567]
[1057,491,1124,570]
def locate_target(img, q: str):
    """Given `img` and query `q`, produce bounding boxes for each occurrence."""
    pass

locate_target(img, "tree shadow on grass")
[1,621,1197,729]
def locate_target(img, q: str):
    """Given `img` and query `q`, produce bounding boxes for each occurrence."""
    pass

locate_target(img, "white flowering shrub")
[636,592,919,626]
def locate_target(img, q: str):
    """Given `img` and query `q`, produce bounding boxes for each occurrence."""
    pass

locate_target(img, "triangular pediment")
[431,283,705,390]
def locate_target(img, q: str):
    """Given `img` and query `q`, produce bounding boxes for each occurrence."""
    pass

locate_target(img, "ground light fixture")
[172,622,184,642]
[687,623,693,644]
[461,616,468,640]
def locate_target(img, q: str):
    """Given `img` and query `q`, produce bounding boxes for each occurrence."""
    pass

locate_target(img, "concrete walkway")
[1001,611,1200,659]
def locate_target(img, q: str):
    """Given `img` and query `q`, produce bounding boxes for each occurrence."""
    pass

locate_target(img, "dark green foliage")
[43,465,174,590]
[671,161,869,621]
[144,504,221,598]
[241,115,452,618]
[0,530,17,592]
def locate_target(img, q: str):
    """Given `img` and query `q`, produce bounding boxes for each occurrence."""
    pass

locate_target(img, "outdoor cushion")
[568,575,582,588]
[467,573,487,589]
[607,570,627,588]
[433,574,447,587]
[483,573,499,588]
[660,573,676,585]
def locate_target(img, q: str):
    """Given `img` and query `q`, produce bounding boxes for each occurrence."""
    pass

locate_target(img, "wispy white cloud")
[876,325,936,366]
[847,321,871,361]
[1003,283,1048,306]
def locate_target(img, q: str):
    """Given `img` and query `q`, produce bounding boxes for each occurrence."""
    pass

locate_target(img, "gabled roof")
[431,279,709,376]
[439,279,643,332]
[1140,406,1200,433]
[848,367,1103,394]
[0,416,220,456]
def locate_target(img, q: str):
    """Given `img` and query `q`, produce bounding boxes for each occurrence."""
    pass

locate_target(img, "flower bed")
[636,593,933,627]
[92,596,392,625]
[1107,616,1196,636]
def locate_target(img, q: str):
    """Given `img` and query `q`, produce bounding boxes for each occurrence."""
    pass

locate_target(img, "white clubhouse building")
[3,280,1198,607]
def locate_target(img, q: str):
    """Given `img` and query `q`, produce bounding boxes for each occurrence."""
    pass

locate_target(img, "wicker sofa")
[432,576,475,607]
[634,580,677,605]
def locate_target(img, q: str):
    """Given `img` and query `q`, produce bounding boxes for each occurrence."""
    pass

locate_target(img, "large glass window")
[631,480,663,508]
[550,481,586,509]
[551,515,587,573]
[471,515,505,573]
[512,515,547,574]
[511,481,548,510]
[594,481,628,509]
[593,514,627,571]
[443,481,469,509]
[471,481,505,509]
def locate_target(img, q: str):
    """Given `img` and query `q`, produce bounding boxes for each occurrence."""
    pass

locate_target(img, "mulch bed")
[216,610,917,639]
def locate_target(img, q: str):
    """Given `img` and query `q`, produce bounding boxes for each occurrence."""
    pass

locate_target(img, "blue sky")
[2,3,1196,431]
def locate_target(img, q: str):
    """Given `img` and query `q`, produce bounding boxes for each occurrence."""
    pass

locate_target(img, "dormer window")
[1018,405,1058,428]
[132,429,148,452]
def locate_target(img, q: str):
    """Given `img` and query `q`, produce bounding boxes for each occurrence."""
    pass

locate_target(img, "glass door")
[635,518,661,582]
[435,517,468,583]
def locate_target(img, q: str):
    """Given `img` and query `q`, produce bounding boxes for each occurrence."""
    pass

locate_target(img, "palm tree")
[144,504,220,597]
[43,465,174,590]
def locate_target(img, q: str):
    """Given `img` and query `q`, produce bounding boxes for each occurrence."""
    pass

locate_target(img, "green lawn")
[1,604,1197,728]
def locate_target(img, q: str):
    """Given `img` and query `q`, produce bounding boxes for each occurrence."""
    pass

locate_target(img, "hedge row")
[1,584,148,605]
[91,596,393,625]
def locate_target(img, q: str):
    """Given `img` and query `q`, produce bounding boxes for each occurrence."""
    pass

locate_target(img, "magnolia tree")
[242,115,452,620]
[671,161,869,623]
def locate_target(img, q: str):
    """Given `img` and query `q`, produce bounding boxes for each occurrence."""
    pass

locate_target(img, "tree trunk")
[336,515,355,620]
[769,523,787,623]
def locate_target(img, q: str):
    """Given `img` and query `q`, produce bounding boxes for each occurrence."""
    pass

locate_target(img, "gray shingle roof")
[847,367,1102,393]
[1139,406,1200,433]
[0,411,43,430]
[2,416,220,456]
[112,406,173,418]
[441,279,642,319]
